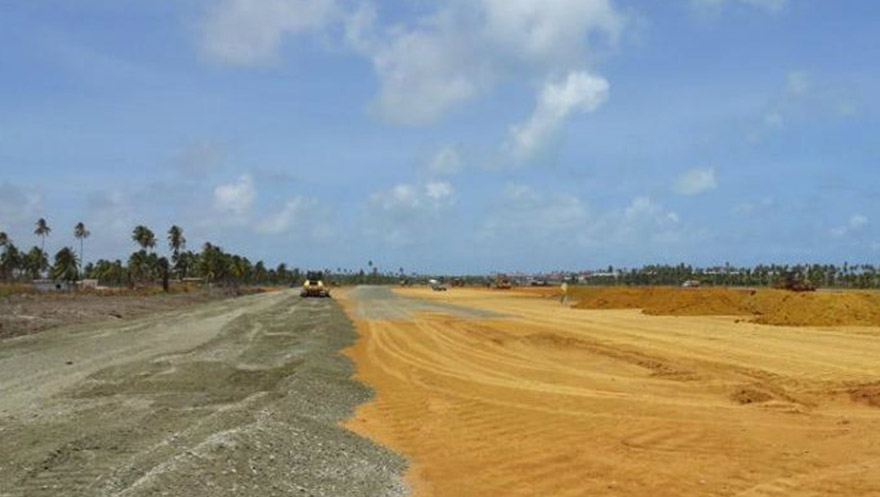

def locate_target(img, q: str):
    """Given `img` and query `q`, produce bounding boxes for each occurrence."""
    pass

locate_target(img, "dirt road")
[0,290,405,497]
[340,286,880,496]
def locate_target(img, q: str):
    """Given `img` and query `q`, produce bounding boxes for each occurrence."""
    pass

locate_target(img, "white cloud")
[213,174,256,215]
[201,0,340,65]
[674,167,718,195]
[504,71,610,162]
[831,214,868,238]
[256,196,311,234]
[346,5,494,126]
[481,187,685,251]
[364,181,457,245]
[425,181,454,202]
[428,146,465,175]
[344,0,621,126]
[481,0,622,64]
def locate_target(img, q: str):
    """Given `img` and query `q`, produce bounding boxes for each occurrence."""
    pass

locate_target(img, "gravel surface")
[0,290,245,340]
[0,291,406,497]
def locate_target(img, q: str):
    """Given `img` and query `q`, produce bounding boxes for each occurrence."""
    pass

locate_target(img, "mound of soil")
[569,286,880,327]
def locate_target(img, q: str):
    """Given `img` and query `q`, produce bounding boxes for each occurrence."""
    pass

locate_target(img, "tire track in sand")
[339,286,880,497]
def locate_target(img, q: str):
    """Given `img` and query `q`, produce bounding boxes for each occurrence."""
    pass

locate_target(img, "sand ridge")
[558,286,880,327]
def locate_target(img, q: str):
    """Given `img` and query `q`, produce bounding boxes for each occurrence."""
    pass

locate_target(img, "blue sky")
[0,0,877,273]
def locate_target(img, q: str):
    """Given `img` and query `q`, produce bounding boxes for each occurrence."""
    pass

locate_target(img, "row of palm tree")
[1,218,88,283]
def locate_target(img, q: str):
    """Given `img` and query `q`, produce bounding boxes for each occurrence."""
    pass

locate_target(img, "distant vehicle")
[492,274,512,290]
[429,279,449,291]
[682,280,701,288]
[301,271,331,298]
[774,272,816,292]
[451,278,465,287]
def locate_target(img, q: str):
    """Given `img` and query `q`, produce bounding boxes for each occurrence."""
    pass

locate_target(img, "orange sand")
[339,287,880,496]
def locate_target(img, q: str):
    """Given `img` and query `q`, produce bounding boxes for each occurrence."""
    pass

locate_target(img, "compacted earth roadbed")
[0,291,405,497]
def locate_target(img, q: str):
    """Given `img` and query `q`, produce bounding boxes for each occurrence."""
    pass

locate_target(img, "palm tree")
[23,246,49,280]
[50,247,79,284]
[167,225,185,256]
[34,218,51,258]
[132,225,156,253]
[0,243,21,281]
[74,222,91,278]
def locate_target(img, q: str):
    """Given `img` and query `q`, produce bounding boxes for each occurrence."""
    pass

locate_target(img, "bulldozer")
[301,271,331,298]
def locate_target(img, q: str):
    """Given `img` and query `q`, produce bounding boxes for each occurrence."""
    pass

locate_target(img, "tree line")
[577,263,880,289]
[0,219,307,289]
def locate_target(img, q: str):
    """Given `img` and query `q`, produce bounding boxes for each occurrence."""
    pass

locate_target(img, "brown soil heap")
[568,286,880,327]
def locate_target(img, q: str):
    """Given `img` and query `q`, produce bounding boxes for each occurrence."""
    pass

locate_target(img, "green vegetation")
[573,263,880,290]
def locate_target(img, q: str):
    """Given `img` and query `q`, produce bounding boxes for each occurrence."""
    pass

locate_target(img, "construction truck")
[492,274,512,290]
[429,279,449,291]
[301,271,331,298]
[774,271,816,292]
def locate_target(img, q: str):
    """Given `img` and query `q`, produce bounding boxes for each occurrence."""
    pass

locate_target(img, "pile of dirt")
[569,286,880,327]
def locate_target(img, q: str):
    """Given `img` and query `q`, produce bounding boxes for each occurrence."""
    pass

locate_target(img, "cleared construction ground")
[0,290,405,497]
[339,286,880,497]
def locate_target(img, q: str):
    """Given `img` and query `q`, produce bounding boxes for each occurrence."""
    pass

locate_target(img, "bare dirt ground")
[0,289,256,340]
[339,286,880,497]
[0,290,406,497]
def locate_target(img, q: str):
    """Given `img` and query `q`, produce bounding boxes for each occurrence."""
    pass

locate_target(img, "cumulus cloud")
[213,174,256,215]
[831,214,868,238]
[347,0,621,126]
[428,146,465,175]
[674,167,718,195]
[481,0,622,65]
[504,71,610,162]
[481,186,684,250]
[199,0,622,167]
[425,181,454,202]
[364,181,456,245]
[201,0,340,65]
[256,196,312,234]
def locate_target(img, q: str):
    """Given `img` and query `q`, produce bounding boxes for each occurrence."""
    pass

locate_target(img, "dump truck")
[301,271,331,298]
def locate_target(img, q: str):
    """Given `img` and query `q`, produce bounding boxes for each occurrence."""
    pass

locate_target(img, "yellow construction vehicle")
[492,274,512,289]
[301,271,331,298]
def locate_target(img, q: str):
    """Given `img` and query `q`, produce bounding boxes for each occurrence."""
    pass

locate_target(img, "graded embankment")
[340,286,880,497]
[563,286,880,327]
